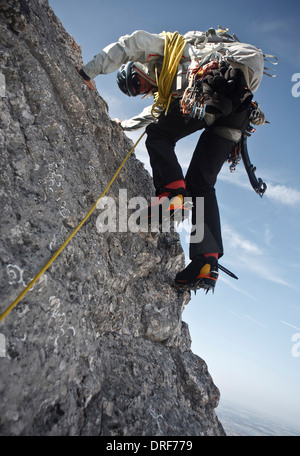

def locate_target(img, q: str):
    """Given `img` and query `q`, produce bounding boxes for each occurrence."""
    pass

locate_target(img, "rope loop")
[151,31,186,117]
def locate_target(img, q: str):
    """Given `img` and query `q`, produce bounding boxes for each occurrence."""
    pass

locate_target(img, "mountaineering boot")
[139,192,191,228]
[138,180,191,229]
[174,255,219,293]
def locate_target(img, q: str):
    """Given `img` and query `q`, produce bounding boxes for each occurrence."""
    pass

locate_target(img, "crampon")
[140,193,192,229]
[175,256,238,294]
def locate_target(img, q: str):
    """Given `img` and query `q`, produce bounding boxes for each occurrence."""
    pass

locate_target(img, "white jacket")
[83,30,265,130]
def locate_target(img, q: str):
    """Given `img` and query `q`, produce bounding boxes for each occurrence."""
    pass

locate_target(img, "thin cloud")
[226,310,267,329]
[222,222,293,288]
[243,314,268,329]
[250,17,300,66]
[222,224,262,255]
[219,275,258,300]
[229,250,292,288]
[218,169,300,208]
[264,225,274,246]
[281,321,300,332]
[265,183,300,207]
[218,168,256,190]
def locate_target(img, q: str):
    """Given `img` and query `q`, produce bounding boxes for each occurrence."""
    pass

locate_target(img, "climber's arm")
[81,31,164,80]
[114,105,155,131]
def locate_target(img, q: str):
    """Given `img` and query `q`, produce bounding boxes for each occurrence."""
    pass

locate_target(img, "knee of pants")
[145,123,176,147]
[186,175,217,196]
[145,122,163,139]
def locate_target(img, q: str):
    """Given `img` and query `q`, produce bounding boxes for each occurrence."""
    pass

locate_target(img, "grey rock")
[0,0,225,436]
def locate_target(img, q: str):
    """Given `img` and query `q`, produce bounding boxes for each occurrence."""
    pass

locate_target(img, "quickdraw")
[228,144,242,173]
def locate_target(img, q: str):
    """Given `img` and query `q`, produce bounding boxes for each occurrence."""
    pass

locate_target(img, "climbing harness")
[151,31,186,118]
[0,131,146,324]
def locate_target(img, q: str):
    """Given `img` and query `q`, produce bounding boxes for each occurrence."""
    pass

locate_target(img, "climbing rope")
[1,32,187,323]
[0,130,146,324]
[151,31,186,118]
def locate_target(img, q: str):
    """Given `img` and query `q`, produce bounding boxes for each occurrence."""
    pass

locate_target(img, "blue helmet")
[116,62,141,97]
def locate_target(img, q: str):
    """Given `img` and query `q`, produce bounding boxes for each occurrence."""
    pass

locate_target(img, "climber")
[77,28,267,293]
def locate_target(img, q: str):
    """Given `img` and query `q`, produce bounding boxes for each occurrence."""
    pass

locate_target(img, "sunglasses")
[130,72,141,95]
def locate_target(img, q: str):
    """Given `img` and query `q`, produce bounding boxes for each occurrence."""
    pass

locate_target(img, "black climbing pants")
[145,99,250,260]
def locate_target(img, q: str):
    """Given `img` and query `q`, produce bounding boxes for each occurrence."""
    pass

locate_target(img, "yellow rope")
[0,130,146,324]
[151,31,186,118]
[1,32,186,323]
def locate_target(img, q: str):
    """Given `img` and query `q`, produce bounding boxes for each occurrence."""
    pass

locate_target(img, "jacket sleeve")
[121,105,155,131]
[82,30,165,79]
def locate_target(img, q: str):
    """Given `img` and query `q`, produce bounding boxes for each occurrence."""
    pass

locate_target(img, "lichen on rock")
[0,0,225,436]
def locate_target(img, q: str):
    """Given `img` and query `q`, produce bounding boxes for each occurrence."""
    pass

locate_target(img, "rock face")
[0,0,225,436]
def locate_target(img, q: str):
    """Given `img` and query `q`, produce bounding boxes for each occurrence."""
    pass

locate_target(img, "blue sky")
[50,0,300,431]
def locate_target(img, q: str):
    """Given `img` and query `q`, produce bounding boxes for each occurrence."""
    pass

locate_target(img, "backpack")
[183,27,278,93]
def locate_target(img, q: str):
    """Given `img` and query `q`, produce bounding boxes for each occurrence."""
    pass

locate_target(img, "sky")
[49,0,300,432]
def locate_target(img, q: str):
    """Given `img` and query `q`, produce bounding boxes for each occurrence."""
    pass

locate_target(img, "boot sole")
[175,270,219,294]
[140,202,192,229]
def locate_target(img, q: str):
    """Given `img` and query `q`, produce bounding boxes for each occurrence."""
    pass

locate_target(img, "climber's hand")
[75,66,96,91]
[113,118,122,125]
[83,78,96,91]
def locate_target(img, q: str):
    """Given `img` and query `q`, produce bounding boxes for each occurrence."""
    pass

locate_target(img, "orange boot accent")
[197,263,211,279]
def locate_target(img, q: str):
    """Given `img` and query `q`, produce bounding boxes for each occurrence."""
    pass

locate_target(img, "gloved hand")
[203,71,227,95]
[224,67,246,93]
[200,77,232,117]
[75,66,95,91]
[223,67,253,111]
